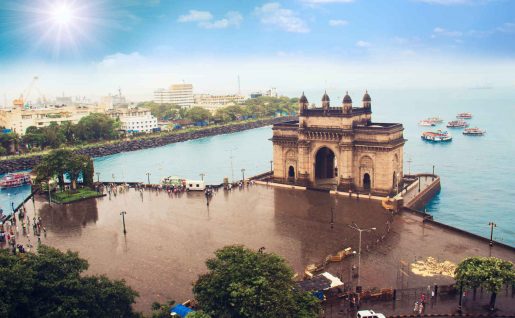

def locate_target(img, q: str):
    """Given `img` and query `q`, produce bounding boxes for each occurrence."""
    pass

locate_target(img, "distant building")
[153,83,194,108]
[55,96,73,107]
[100,94,128,110]
[0,105,105,135]
[250,88,277,99]
[106,107,158,133]
[250,92,263,99]
[193,94,246,112]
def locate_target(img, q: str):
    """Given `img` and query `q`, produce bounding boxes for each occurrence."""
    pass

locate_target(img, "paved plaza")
[6,184,515,315]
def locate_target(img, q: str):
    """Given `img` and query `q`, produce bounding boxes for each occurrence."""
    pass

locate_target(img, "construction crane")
[12,76,47,109]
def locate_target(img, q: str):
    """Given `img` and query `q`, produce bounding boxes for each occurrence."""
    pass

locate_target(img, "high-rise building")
[153,83,194,108]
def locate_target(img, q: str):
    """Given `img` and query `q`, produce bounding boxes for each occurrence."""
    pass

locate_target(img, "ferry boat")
[463,127,486,136]
[421,130,452,142]
[456,112,472,119]
[447,120,469,128]
[418,120,436,126]
[427,117,443,124]
[0,173,31,189]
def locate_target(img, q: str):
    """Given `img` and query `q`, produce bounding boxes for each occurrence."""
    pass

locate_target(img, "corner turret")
[342,91,352,114]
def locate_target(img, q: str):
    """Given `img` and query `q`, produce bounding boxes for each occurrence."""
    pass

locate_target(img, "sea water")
[1,88,514,245]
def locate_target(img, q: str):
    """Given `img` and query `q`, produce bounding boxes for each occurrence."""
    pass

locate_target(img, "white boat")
[418,120,435,126]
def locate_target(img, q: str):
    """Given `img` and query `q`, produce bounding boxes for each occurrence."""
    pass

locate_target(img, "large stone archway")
[315,147,336,180]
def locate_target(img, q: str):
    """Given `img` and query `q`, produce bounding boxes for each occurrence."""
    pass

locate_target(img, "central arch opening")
[288,166,295,178]
[315,147,336,180]
[363,173,371,191]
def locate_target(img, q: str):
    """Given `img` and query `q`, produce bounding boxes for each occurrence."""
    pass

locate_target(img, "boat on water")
[456,112,472,119]
[463,127,486,136]
[0,173,31,189]
[427,117,443,124]
[421,130,452,142]
[447,120,469,128]
[418,120,436,126]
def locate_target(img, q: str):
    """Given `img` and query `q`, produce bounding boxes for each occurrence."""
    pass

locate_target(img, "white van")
[356,310,386,318]
[185,180,205,191]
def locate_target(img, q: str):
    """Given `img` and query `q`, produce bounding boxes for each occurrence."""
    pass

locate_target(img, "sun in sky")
[51,3,75,26]
[3,0,106,58]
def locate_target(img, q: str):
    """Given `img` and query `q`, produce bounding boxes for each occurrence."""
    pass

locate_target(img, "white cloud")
[433,27,463,37]
[356,40,372,48]
[496,22,515,33]
[178,10,242,29]
[255,3,309,33]
[178,10,213,23]
[329,19,348,27]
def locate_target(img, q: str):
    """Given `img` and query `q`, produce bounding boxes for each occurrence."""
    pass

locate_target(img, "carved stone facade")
[271,91,405,195]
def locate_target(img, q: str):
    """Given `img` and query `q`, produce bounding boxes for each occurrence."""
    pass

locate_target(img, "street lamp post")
[96,172,100,183]
[348,223,376,288]
[146,172,151,185]
[112,174,115,183]
[120,211,127,235]
[488,222,497,246]
[432,165,435,181]
[269,160,273,174]
[241,169,245,183]
[199,173,205,181]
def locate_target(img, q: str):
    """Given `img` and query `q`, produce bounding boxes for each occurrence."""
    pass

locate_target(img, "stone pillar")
[338,143,353,191]
[297,141,310,186]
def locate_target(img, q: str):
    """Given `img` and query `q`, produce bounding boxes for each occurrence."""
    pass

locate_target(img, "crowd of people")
[0,205,45,255]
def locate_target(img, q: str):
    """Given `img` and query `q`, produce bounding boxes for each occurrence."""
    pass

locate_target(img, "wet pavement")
[6,185,514,315]
[9,185,390,313]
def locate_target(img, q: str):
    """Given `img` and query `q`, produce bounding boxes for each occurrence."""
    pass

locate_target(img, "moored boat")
[447,120,469,128]
[427,117,443,124]
[421,130,452,142]
[456,112,472,119]
[418,120,435,126]
[0,173,31,189]
[463,127,486,136]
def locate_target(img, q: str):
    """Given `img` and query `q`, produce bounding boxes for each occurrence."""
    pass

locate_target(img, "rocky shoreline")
[0,116,296,174]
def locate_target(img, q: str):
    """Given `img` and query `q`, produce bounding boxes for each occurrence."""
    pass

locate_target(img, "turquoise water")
[1,88,514,245]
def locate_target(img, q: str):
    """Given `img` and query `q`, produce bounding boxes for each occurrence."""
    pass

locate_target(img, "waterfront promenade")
[7,183,514,314]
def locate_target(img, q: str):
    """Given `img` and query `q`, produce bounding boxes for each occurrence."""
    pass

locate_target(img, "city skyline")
[1,0,515,101]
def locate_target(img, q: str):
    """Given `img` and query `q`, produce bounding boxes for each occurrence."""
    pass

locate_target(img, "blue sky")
[0,0,514,100]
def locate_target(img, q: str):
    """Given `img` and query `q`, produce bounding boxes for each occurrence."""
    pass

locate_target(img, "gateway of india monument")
[271,90,405,195]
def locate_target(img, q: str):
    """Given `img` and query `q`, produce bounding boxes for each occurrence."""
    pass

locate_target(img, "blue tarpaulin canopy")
[170,304,194,317]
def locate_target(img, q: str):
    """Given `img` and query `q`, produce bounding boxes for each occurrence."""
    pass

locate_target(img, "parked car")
[356,310,386,318]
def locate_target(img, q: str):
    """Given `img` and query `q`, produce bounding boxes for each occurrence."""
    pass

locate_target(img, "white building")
[153,83,194,108]
[106,107,158,133]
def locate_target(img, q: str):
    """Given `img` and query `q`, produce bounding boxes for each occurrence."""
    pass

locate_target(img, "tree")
[66,153,89,191]
[83,157,95,187]
[186,106,211,123]
[74,113,119,141]
[193,245,320,318]
[0,245,139,317]
[455,257,515,311]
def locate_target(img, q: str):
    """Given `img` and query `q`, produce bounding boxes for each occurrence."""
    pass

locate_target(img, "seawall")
[0,116,296,174]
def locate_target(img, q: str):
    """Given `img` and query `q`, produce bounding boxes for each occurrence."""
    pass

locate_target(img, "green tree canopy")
[74,113,119,141]
[185,106,211,123]
[455,256,515,310]
[193,245,320,318]
[0,245,139,317]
